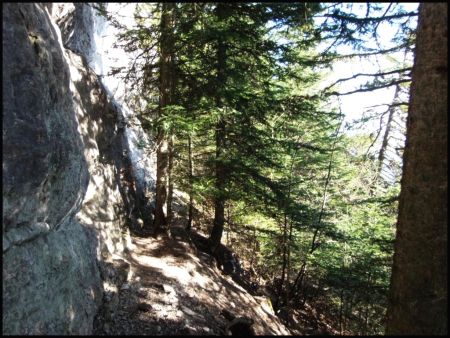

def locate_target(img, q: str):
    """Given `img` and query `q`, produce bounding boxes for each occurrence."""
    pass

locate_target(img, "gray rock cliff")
[2,3,155,334]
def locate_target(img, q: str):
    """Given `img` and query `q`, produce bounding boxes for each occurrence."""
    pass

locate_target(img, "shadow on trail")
[94,228,289,335]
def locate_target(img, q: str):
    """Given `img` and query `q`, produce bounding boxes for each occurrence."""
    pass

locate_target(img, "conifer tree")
[153,3,175,232]
[386,3,447,334]
[97,4,434,333]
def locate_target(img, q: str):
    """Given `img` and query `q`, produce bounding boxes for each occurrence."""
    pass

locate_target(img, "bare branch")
[328,78,411,96]
[365,108,391,157]
[316,42,411,63]
[323,67,412,92]
[373,3,393,35]
[319,11,418,24]
[350,195,399,205]
[364,102,409,109]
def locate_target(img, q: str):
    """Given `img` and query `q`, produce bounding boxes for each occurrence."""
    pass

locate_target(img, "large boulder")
[2,3,138,334]
[2,3,99,334]
[2,3,88,240]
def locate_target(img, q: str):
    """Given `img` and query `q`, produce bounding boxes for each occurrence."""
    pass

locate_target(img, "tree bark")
[167,134,174,225]
[210,116,226,251]
[186,134,194,230]
[153,3,175,232]
[166,5,178,227]
[210,3,228,252]
[386,3,447,335]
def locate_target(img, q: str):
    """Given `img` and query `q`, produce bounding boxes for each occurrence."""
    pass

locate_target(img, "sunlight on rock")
[68,304,75,322]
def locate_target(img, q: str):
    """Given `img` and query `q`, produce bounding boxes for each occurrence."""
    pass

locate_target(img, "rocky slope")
[93,228,291,335]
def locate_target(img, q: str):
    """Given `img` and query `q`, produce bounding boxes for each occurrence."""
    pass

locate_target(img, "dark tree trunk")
[186,134,194,230]
[210,3,228,252]
[167,9,178,228]
[276,212,288,309]
[339,289,344,335]
[250,225,257,269]
[154,3,175,232]
[285,218,293,304]
[167,135,174,225]
[386,3,447,335]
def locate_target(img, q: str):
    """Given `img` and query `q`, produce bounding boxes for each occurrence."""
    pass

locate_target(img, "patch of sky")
[314,3,418,134]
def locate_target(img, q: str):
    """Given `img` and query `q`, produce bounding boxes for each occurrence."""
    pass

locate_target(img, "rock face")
[2,3,154,334]
[3,3,88,245]
[53,3,157,230]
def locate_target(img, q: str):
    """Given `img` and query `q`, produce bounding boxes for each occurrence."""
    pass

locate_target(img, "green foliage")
[304,135,398,334]
[103,2,415,335]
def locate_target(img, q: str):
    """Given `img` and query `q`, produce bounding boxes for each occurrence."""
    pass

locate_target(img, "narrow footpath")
[93,228,291,335]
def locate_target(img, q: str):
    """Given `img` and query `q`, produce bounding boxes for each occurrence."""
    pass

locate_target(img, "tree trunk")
[186,134,194,230]
[364,271,372,334]
[154,113,169,231]
[167,134,174,225]
[289,120,342,299]
[364,303,370,335]
[285,218,293,303]
[210,117,226,251]
[153,3,174,232]
[344,293,354,333]
[339,289,344,335]
[276,212,288,309]
[167,5,177,228]
[250,225,257,269]
[279,147,295,307]
[210,3,228,252]
[386,3,447,335]
[377,84,400,178]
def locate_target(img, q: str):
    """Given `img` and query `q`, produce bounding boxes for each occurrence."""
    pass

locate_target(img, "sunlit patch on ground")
[94,232,291,335]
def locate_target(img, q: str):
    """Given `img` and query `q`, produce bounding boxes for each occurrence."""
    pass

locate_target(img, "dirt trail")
[93,228,291,335]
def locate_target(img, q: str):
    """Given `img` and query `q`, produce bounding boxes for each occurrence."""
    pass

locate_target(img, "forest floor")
[93,227,293,335]
[92,209,343,337]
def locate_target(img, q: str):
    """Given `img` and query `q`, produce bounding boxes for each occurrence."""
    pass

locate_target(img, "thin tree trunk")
[290,119,342,297]
[154,3,174,232]
[210,117,226,251]
[343,295,347,333]
[166,5,177,228]
[364,303,370,335]
[186,134,194,230]
[286,218,293,302]
[363,271,372,334]
[167,135,174,225]
[377,84,400,178]
[250,225,257,269]
[386,3,447,335]
[278,142,296,307]
[339,289,344,335]
[344,293,354,333]
[358,306,363,335]
[277,211,289,309]
[210,3,228,252]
